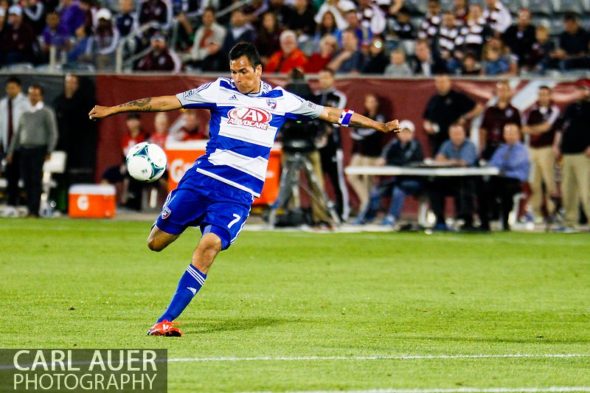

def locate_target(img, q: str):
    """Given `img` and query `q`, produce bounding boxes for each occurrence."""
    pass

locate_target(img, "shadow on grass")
[185,317,293,334]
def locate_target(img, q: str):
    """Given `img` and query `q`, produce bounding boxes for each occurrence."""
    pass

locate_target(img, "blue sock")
[157,265,207,322]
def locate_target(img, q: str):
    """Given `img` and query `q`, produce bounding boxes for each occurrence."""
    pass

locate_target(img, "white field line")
[169,353,590,363]
[241,388,590,393]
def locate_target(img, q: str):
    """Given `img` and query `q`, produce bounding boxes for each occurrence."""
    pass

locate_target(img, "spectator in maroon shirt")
[1,6,36,65]
[522,85,560,222]
[136,32,181,72]
[479,80,521,160]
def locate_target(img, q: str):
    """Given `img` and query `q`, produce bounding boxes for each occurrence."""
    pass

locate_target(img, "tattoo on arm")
[118,97,152,112]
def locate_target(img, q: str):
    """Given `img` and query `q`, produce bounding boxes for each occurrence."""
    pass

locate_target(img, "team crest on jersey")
[161,206,171,219]
[227,107,272,130]
[266,99,277,109]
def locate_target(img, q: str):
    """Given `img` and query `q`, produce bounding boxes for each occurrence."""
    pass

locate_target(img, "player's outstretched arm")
[318,107,400,133]
[88,95,182,120]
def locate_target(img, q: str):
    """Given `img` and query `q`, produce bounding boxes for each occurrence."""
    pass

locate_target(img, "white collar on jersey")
[245,81,272,97]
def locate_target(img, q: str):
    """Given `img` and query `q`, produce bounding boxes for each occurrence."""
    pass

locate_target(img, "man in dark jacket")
[356,120,424,227]
[53,74,97,183]
[555,79,590,230]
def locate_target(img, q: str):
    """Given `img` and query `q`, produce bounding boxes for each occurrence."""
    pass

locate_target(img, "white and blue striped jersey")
[176,77,325,197]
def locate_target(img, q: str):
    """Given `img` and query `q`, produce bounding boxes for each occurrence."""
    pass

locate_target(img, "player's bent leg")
[147,225,179,252]
[191,233,222,274]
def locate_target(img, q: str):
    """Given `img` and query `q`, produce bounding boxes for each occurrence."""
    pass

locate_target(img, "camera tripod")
[268,151,341,227]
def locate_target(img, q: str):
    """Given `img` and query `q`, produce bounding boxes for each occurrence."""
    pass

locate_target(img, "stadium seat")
[522,0,554,16]
[548,18,564,34]
[439,0,454,11]
[500,0,521,14]
[552,0,583,14]
[404,0,427,15]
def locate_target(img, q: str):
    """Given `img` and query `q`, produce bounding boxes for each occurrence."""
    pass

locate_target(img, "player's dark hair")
[29,83,44,95]
[229,42,262,68]
[5,76,21,86]
[539,85,551,91]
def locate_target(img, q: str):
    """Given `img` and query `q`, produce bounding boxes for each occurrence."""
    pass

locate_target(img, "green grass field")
[1,219,589,393]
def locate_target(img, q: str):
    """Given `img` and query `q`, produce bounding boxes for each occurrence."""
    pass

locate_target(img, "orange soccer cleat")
[147,320,183,337]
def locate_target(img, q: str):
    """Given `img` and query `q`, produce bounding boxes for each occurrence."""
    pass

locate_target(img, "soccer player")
[88,42,400,337]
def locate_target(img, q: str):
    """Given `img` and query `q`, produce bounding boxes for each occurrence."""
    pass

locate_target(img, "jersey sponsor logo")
[227,107,272,130]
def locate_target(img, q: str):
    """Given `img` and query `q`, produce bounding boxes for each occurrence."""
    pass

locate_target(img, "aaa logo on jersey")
[227,107,272,130]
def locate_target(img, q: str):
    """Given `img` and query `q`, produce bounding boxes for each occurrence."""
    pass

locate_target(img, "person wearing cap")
[0,5,36,66]
[554,80,590,231]
[136,32,181,72]
[91,8,120,70]
[355,120,424,227]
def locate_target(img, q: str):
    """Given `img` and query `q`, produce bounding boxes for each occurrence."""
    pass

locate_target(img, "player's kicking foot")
[147,320,183,337]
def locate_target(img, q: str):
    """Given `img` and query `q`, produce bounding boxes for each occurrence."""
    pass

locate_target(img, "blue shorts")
[155,168,253,250]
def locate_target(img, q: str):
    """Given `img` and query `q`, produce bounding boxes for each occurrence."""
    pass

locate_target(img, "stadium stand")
[0,0,589,76]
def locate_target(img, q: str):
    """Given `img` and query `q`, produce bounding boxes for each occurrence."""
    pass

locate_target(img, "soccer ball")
[126,142,167,182]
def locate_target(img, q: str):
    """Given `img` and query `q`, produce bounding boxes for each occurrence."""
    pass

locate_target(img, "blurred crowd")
[1,72,589,233]
[276,72,590,233]
[1,0,590,75]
